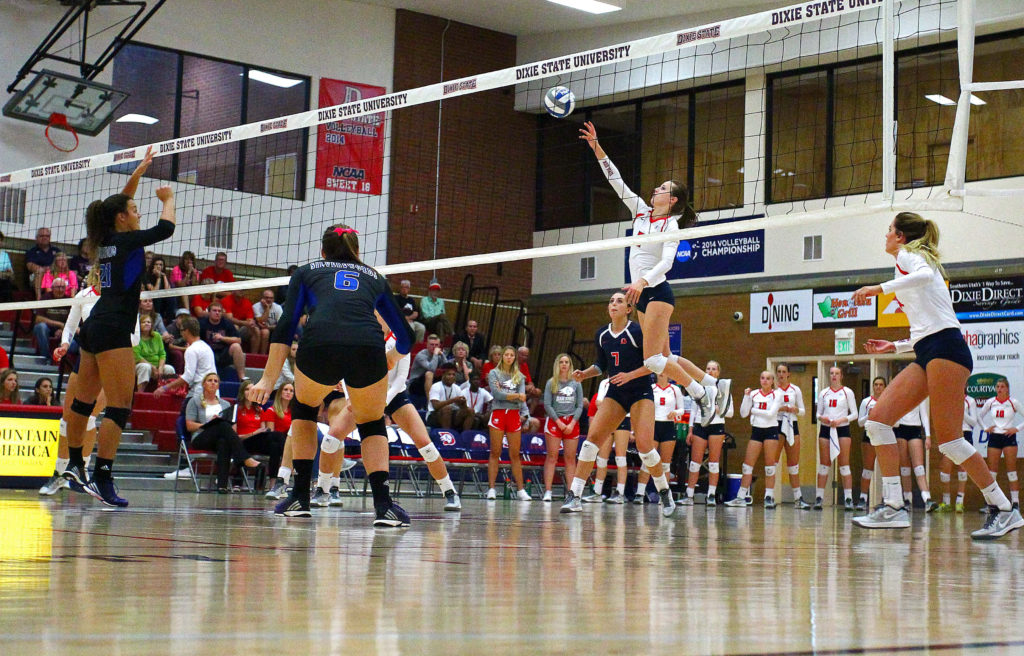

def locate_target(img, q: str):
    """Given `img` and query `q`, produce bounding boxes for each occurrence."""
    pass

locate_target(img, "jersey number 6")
[334,271,360,291]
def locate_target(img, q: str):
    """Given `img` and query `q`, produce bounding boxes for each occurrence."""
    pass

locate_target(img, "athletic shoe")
[764,496,776,509]
[844,497,855,512]
[310,488,331,507]
[542,491,552,502]
[812,497,823,510]
[936,502,952,513]
[265,479,288,499]
[516,488,532,501]
[560,491,582,513]
[163,467,193,480]
[852,504,910,529]
[274,495,311,517]
[924,500,939,513]
[84,478,129,508]
[374,502,411,527]
[696,388,716,427]
[341,458,357,472]
[485,488,496,500]
[854,498,868,511]
[582,492,604,504]
[1014,502,1020,512]
[705,493,717,507]
[955,502,965,514]
[631,494,644,505]
[793,498,812,510]
[328,486,344,507]
[659,489,676,517]
[605,490,625,504]
[39,474,68,496]
[61,462,89,490]
[444,490,462,511]
[971,506,1024,541]
[724,495,749,507]
[714,379,732,419]
[679,496,694,506]
[646,489,661,504]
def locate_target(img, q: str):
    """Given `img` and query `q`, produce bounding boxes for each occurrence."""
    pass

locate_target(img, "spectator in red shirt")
[191,278,216,318]
[480,345,502,387]
[262,382,293,434]
[224,290,259,353]
[234,380,285,481]
[201,252,235,284]
[0,368,21,404]
[0,344,9,370]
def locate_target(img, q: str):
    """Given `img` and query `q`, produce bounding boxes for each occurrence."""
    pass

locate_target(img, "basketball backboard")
[2,69,128,137]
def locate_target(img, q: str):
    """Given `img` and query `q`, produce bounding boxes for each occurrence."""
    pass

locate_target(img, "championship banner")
[315,79,386,195]
[0,416,59,478]
[625,228,764,282]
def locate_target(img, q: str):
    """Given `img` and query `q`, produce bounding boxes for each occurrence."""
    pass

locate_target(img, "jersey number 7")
[611,352,619,366]
[334,271,360,291]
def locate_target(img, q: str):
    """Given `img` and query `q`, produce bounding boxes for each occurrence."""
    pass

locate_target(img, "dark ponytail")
[85,193,130,265]
[322,224,361,264]
[668,180,698,228]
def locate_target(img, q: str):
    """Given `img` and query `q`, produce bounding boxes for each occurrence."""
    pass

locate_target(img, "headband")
[333,227,359,236]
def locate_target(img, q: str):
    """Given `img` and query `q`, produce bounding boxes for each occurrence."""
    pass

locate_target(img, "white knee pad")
[839,465,851,477]
[640,449,662,470]
[861,468,873,481]
[788,465,799,476]
[900,467,912,478]
[817,464,830,476]
[741,463,754,476]
[865,420,897,447]
[958,471,968,482]
[764,465,777,477]
[1008,471,1018,483]
[59,418,67,437]
[86,415,97,431]
[418,443,440,463]
[596,457,609,469]
[938,438,976,466]
[579,440,600,463]
[667,354,680,365]
[320,434,342,454]
[643,353,668,375]
[662,462,671,474]
[708,462,720,474]
[939,472,951,483]
[616,456,628,469]
[913,465,926,478]
[688,460,702,473]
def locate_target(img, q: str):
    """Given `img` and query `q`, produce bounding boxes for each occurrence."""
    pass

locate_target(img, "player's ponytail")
[893,212,944,276]
[322,224,361,264]
[85,193,130,266]
[668,181,698,228]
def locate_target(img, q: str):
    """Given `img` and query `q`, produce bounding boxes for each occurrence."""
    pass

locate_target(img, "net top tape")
[0,0,893,186]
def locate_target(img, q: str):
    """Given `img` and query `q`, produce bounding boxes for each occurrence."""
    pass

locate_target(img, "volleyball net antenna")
[0,0,1018,317]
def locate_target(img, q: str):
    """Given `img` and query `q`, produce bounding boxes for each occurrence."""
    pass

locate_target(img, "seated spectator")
[155,315,216,403]
[34,277,71,361]
[145,256,176,324]
[134,315,176,391]
[223,289,259,353]
[171,250,200,288]
[163,308,191,373]
[201,251,235,284]
[449,341,473,386]
[145,250,154,271]
[409,334,446,397]
[518,346,539,398]
[183,372,261,492]
[394,279,425,343]
[460,371,493,430]
[191,278,216,318]
[0,368,20,404]
[480,345,503,386]
[25,377,55,406]
[420,281,452,341]
[24,227,61,299]
[0,343,9,369]
[40,252,77,296]
[234,380,286,480]
[69,238,90,289]
[274,341,297,390]
[139,298,173,341]
[0,231,14,302]
[454,319,488,370]
[252,289,283,355]
[427,365,473,430]
[199,301,248,382]
[262,382,293,436]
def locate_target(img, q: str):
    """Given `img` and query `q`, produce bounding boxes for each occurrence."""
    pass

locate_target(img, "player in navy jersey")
[62,147,176,507]
[561,292,676,517]
[247,224,414,526]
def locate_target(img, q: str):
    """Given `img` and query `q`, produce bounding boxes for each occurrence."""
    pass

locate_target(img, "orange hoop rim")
[45,113,79,153]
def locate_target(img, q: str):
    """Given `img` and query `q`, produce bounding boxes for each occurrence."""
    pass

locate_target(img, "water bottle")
[503,481,511,500]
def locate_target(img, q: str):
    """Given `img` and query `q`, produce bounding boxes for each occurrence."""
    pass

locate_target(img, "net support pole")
[944,0,976,194]
[881,0,896,202]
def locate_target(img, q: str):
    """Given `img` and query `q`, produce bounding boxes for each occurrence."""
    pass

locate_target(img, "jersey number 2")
[99,262,112,288]
[334,271,360,291]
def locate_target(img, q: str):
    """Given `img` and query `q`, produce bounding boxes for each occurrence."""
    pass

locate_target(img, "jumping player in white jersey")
[852,212,1021,538]
[937,388,979,512]
[980,379,1024,510]
[815,366,858,510]
[855,377,887,510]
[580,122,723,425]
[895,399,937,511]
[726,371,784,507]
[774,363,809,509]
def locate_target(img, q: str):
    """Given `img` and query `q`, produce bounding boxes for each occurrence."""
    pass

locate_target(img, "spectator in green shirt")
[134,315,176,391]
[420,280,452,342]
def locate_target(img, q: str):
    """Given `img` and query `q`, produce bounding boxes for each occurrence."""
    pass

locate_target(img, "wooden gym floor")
[1,489,1024,655]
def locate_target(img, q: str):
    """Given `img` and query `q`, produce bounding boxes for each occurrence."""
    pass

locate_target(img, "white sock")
[707,484,717,496]
[982,481,1012,511]
[1012,490,1020,504]
[921,490,931,503]
[593,479,604,495]
[882,476,904,509]
[277,466,292,482]
[436,474,455,494]
[686,380,706,399]
[815,487,824,500]
[860,492,869,502]
[844,489,852,501]
[738,486,749,498]
[942,493,950,505]
[317,472,332,492]
[55,457,69,475]
[955,493,965,505]
[701,373,717,387]
[791,487,802,501]
[764,490,773,500]
[571,477,586,496]
[330,477,340,490]
[903,492,912,505]
[685,486,694,498]
[616,482,625,495]
[652,474,669,492]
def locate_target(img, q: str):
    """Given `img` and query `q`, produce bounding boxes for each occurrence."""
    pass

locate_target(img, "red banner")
[315,78,386,195]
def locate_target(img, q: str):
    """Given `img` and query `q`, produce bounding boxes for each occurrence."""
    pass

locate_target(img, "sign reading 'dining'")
[749,289,813,334]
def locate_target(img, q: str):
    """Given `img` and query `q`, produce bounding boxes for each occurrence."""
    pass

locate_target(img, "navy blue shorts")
[777,420,799,437]
[615,416,631,432]
[603,381,654,414]
[895,424,923,441]
[67,339,81,375]
[818,424,851,439]
[385,391,412,417]
[637,281,674,314]
[913,327,973,372]
[78,317,132,355]
[323,389,346,406]
[750,426,779,442]
[963,430,973,444]
[654,421,675,443]
[988,432,1017,450]
[692,422,724,440]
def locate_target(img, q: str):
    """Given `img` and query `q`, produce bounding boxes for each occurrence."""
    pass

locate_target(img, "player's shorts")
[615,416,631,432]
[750,425,779,443]
[489,408,521,433]
[988,432,1018,450]
[692,421,725,440]
[544,416,580,439]
[385,391,412,417]
[78,317,132,354]
[963,430,974,444]
[637,280,674,314]
[818,424,851,439]
[913,327,973,372]
[777,420,800,437]
[603,381,654,415]
[296,343,387,388]
[654,421,676,443]
[67,338,81,375]
[895,424,924,441]
[323,389,346,407]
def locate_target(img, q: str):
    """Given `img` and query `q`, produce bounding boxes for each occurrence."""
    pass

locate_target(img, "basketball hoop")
[45,113,79,153]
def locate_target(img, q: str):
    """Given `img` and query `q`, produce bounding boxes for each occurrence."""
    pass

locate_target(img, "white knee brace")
[938,438,976,466]
[958,471,968,482]
[579,440,600,463]
[862,468,873,481]
[1008,471,1018,483]
[913,465,926,478]
[87,415,97,431]
[320,434,342,454]
[708,462,720,474]
[788,465,800,476]
[688,460,702,473]
[643,353,668,375]
[616,456,628,469]
[865,420,897,446]
[764,465,777,477]
[741,463,754,476]
[418,443,440,463]
[900,467,912,478]
[596,457,609,469]
[817,464,830,476]
[839,465,851,477]
[939,472,951,483]
[640,449,662,470]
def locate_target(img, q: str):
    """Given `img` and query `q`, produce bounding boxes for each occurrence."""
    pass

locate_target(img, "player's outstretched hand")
[579,121,599,150]
[864,339,895,354]
[134,146,154,176]
[155,185,173,202]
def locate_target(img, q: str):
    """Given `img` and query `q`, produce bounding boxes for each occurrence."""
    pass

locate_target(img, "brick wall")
[388,10,535,298]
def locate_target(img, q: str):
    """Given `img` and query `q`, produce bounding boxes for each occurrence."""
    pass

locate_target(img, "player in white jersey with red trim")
[580,121,722,424]
[853,212,1020,538]
[726,371,784,507]
[774,363,809,509]
[937,389,979,512]
[815,366,858,510]
[895,399,937,511]
[855,377,887,510]
[980,378,1024,510]
[684,360,733,505]
[637,373,686,502]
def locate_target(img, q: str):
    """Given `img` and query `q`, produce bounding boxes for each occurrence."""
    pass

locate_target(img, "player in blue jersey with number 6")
[247,224,414,527]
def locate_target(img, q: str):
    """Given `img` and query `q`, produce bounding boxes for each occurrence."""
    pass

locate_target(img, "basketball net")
[45,113,79,153]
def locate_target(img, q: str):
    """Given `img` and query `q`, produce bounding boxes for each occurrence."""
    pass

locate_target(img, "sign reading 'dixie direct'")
[951,276,1024,322]
[812,288,877,326]
[749,289,813,334]
[0,417,59,478]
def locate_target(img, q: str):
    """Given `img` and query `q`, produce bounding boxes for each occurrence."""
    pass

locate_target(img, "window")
[640,94,688,209]
[586,103,638,225]
[896,48,958,188]
[693,85,744,210]
[833,61,883,195]
[205,215,234,250]
[803,235,822,261]
[579,256,595,280]
[108,43,310,199]
[769,71,828,202]
[0,187,26,224]
[966,35,1024,181]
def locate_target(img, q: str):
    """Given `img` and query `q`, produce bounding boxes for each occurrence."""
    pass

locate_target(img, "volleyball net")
[0,0,1020,320]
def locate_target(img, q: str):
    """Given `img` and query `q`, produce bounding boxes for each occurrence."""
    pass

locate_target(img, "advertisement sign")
[876,291,910,328]
[962,320,1024,455]
[624,229,765,282]
[668,323,681,355]
[812,289,877,326]
[749,290,813,334]
[315,79,386,195]
[0,417,59,478]
[951,276,1024,322]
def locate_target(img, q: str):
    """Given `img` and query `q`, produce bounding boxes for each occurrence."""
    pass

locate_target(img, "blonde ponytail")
[893,212,944,276]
